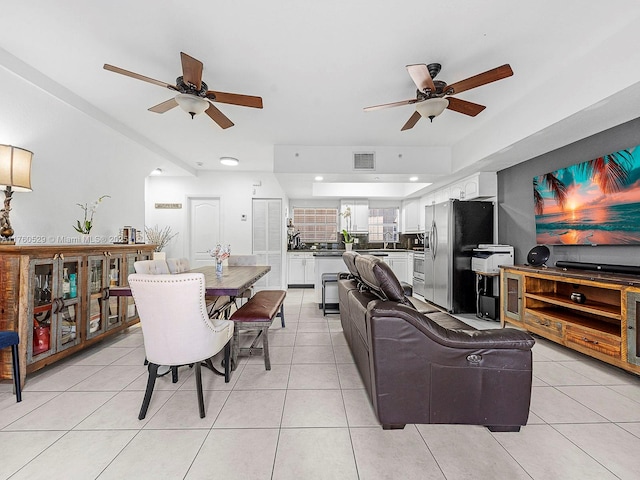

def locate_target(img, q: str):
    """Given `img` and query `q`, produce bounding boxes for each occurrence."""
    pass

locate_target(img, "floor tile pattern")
[2,288,640,479]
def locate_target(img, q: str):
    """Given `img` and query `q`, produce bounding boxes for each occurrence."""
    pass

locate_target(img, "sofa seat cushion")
[425,311,473,331]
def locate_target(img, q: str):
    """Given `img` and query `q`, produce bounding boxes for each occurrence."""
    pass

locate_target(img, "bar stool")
[321,272,339,315]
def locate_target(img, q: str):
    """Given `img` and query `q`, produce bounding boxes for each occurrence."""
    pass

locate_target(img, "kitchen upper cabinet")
[340,200,369,233]
[401,198,421,233]
[448,173,497,200]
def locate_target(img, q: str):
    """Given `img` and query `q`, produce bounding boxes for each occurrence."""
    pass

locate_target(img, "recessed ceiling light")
[220,157,239,166]
[151,168,163,175]
[409,176,418,182]
[315,176,323,181]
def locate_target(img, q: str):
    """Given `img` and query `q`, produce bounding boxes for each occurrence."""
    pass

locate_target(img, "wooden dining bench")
[229,290,286,370]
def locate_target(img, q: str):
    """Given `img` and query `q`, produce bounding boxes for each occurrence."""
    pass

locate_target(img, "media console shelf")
[501,265,640,375]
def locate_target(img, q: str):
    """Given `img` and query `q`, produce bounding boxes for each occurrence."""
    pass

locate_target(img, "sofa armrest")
[368,301,535,350]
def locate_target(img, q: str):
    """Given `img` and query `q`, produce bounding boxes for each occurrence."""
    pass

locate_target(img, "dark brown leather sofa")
[338,251,535,432]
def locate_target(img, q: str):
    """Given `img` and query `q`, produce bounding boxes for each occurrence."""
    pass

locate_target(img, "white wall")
[145,171,288,273]
[0,66,159,244]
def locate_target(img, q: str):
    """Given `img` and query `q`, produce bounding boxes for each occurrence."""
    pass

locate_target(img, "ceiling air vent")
[353,152,375,171]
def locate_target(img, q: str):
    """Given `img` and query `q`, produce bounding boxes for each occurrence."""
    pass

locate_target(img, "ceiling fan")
[364,63,513,130]
[103,52,263,129]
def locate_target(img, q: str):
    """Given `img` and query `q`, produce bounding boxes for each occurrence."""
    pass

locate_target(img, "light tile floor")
[2,288,640,479]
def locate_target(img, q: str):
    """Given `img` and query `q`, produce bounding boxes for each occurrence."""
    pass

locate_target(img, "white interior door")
[188,197,221,267]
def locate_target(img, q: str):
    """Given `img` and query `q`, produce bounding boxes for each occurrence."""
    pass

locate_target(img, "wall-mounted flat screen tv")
[533,144,640,245]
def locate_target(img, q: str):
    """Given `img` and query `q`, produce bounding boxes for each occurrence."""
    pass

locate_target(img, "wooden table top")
[110,264,271,297]
[188,265,271,296]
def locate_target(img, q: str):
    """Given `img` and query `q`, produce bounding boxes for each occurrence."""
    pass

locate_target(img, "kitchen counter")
[312,250,389,257]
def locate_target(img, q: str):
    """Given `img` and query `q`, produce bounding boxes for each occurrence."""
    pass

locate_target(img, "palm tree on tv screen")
[577,149,633,194]
[534,149,633,214]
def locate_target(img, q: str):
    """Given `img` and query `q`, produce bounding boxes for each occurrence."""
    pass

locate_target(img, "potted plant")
[342,229,354,251]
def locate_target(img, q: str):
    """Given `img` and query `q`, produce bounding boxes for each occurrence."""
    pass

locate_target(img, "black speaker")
[479,295,498,321]
[556,261,640,275]
[527,245,550,266]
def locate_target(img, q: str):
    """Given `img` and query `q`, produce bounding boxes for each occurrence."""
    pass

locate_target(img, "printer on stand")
[471,244,515,320]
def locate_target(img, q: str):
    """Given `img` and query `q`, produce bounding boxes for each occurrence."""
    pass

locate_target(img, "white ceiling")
[2,1,640,198]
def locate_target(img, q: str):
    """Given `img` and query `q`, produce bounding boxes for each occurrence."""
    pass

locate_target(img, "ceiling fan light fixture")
[415,98,449,122]
[220,157,239,166]
[175,94,209,118]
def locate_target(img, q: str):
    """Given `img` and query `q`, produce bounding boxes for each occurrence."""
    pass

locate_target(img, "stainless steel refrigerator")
[424,199,494,313]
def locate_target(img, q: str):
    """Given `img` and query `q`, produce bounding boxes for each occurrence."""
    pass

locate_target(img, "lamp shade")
[175,94,209,117]
[0,145,32,192]
[415,98,449,121]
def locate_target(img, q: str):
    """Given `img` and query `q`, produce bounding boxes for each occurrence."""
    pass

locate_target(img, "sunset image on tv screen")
[533,145,640,245]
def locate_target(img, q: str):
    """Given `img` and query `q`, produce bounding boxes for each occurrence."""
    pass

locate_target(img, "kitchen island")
[312,250,390,308]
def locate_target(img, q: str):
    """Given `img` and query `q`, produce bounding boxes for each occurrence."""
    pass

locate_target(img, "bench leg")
[262,327,271,370]
[278,304,285,327]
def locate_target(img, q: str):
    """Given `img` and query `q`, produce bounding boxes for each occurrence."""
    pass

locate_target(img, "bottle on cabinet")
[63,268,71,299]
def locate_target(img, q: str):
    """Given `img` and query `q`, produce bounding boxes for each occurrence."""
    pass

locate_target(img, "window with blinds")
[368,207,399,242]
[292,207,338,242]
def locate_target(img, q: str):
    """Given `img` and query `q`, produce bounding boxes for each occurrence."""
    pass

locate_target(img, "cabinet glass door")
[124,252,149,323]
[626,289,640,366]
[107,255,123,330]
[56,257,81,352]
[30,260,55,362]
[503,272,523,322]
[87,255,107,338]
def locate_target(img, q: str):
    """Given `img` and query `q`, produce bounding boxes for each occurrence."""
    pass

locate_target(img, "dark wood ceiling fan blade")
[103,64,176,89]
[401,111,422,131]
[148,98,178,113]
[364,99,416,112]
[180,52,203,90]
[446,64,513,95]
[407,64,436,93]
[446,97,486,116]
[205,103,234,129]
[206,91,263,109]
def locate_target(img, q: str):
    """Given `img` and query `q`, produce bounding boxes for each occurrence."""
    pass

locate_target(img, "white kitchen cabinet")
[287,252,315,286]
[407,252,415,285]
[401,198,420,233]
[340,199,369,233]
[382,252,408,285]
[447,172,497,200]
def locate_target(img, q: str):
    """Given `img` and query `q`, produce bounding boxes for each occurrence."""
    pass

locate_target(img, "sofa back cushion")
[354,254,413,307]
[342,251,360,278]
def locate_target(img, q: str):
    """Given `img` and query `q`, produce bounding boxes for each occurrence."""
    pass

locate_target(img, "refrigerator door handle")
[431,222,437,260]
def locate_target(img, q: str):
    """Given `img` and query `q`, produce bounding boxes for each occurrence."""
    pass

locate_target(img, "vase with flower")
[209,244,231,276]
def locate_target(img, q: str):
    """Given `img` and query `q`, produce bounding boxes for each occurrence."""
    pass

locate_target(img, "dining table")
[110,264,271,300]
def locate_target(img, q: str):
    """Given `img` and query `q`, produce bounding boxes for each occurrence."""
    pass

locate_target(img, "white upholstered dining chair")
[133,259,170,275]
[166,257,190,274]
[128,273,233,419]
[227,255,257,306]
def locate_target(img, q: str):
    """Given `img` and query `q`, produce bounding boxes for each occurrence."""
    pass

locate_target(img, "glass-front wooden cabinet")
[0,244,156,385]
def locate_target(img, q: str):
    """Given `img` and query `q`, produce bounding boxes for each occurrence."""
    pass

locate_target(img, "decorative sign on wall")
[155,203,182,209]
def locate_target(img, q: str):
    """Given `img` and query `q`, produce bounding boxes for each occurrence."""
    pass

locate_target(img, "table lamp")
[0,145,33,244]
